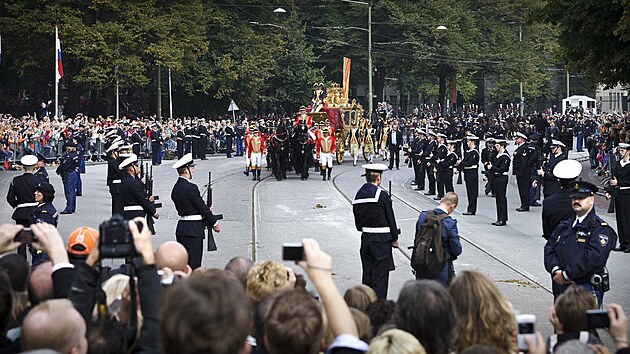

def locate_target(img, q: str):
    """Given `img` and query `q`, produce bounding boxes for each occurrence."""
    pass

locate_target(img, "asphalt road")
[1,146,628,342]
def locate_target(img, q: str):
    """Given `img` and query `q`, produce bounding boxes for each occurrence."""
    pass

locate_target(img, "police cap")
[36,182,55,195]
[569,180,598,198]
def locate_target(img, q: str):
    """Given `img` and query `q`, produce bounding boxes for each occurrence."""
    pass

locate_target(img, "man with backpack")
[352,163,400,299]
[411,192,462,286]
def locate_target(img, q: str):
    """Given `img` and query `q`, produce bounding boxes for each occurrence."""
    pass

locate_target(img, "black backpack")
[410,210,449,276]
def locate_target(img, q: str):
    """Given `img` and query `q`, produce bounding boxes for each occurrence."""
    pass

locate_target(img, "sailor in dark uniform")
[481,137,496,196]
[460,135,480,215]
[610,143,630,252]
[489,138,511,226]
[150,124,162,165]
[105,141,124,216]
[56,142,80,214]
[198,120,209,160]
[171,153,222,269]
[423,131,438,195]
[437,139,458,196]
[118,154,158,225]
[34,153,49,182]
[130,124,143,157]
[176,126,185,159]
[352,163,400,299]
[191,122,200,159]
[184,121,193,154]
[434,133,448,200]
[6,155,41,257]
[537,140,567,198]
[544,181,617,305]
[30,182,59,227]
[541,159,581,240]
[513,132,532,212]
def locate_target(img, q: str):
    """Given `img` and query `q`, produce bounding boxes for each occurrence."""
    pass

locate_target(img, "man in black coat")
[171,154,221,269]
[105,141,124,216]
[224,121,234,158]
[387,122,403,170]
[537,140,567,198]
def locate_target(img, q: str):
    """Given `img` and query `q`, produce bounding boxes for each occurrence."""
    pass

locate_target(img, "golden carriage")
[307,83,364,164]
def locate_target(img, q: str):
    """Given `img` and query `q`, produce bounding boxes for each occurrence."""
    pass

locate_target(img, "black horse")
[291,123,313,181]
[270,122,290,180]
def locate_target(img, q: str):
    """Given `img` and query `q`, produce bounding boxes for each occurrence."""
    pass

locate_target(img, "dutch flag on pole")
[55,27,64,81]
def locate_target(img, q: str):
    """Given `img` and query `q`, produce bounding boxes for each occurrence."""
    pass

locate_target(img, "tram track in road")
[250,175,273,262]
[331,168,553,294]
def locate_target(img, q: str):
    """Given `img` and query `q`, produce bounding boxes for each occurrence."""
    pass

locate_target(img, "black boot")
[327,167,332,180]
[322,168,326,181]
[244,166,250,176]
[252,168,257,181]
[257,169,261,181]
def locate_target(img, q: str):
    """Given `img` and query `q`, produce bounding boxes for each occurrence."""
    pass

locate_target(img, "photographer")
[68,218,161,353]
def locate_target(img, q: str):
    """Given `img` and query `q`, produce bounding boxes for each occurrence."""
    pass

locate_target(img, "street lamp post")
[342,0,373,116]
[519,26,524,117]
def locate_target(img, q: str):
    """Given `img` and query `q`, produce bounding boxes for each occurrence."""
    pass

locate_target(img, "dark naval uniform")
[541,186,574,240]
[171,177,220,269]
[541,153,567,198]
[460,147,480,214]
[6,172,41,257]
[352,183,399,299]
[438,149,457,196]
[30,202,59,226]
[491,150,511,224]
[119,173,156,223]
[131,130,143,156]
[35,166,49,182]
[106,155,124,216]
[612,158,630,251]
[544,210,617,305]
[513,142,532,211]
[481,143,496,195]
[176,130,185,159]
[435,143,448,198]
[423,140,437,195]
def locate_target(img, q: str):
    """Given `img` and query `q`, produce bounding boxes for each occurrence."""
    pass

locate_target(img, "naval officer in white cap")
[352,163,399,299]
[171,153,221,269]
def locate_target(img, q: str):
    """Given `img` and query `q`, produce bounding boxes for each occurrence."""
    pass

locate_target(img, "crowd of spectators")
[0,220,629,354]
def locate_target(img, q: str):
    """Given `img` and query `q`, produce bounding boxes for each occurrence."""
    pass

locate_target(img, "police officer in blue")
[541,159,581,240]
[460,134,480,215]
[352,163,400,299]
[544,181,617,306]
[574,118,585,152]
[56,142,80,214]
[6,155,41,257]
[171,153,222,269]
[75,124,88,194]
[118,154,159,224]
[235,121,245,156]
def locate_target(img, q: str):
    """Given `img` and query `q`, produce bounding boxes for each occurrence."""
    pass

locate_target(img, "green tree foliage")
[537,0,630,86]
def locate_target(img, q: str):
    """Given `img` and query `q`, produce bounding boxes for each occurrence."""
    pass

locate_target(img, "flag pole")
[55,27,59,119]
[168,68,173,119]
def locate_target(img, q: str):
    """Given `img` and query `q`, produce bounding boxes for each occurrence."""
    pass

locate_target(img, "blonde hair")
[344,284,378,311]
[367,329,427,354]
[449,270,516,354]
[101,274,143,329]
[246,260,288,303]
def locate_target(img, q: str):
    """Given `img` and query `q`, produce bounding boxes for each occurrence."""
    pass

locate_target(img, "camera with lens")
[99,215,141,258]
